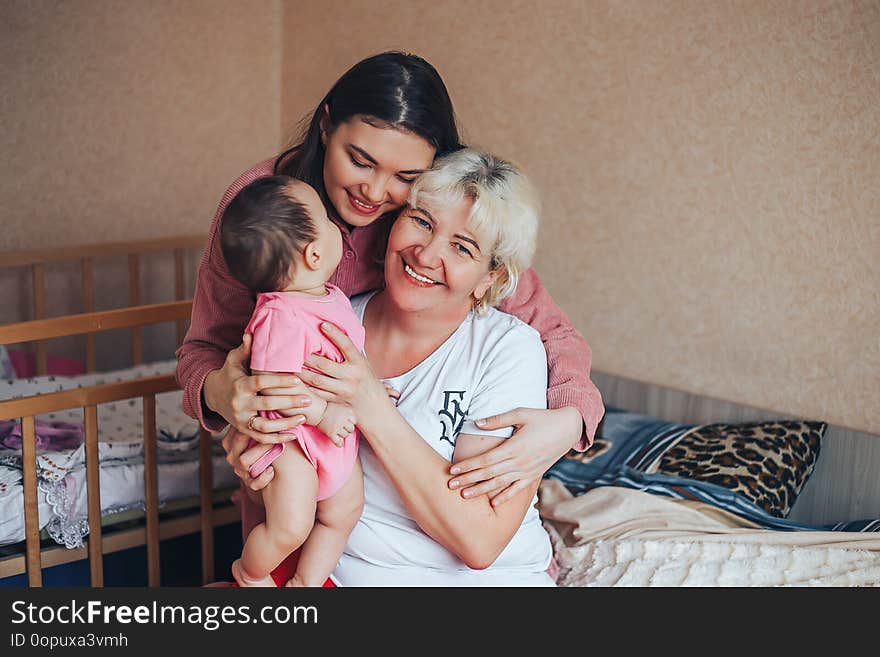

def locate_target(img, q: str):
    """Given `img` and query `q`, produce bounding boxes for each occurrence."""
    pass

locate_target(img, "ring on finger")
[247,415,258,432]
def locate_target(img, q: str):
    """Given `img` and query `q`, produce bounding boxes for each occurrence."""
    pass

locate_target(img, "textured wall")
[1,0,280,249]
[1,0,280,365]
[281,0,879,433]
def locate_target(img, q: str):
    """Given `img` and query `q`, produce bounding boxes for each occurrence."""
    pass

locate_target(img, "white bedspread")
[538,480,880,587]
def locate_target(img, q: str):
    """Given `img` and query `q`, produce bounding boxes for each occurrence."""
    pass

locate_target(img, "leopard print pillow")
[644,420,826,518]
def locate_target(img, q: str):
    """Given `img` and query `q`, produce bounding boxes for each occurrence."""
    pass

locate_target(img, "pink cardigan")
[176,158,604,448]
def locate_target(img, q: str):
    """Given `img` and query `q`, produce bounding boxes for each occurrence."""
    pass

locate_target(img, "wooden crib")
[0,235,239,587]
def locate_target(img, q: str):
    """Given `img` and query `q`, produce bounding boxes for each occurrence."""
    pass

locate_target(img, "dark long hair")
[274,52,461,208]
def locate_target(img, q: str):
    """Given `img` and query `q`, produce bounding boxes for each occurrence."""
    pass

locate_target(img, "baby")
[219,175,365,587]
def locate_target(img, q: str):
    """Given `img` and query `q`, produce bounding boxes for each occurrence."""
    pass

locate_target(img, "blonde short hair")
[407,148,540,312]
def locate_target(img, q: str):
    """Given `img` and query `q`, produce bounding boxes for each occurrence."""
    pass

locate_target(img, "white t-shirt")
[332,291,554,587]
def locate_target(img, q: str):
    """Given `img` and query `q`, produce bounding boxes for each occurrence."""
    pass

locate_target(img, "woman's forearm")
[177,341,229,431]
[359,402,532,568]
[202,367,225,415]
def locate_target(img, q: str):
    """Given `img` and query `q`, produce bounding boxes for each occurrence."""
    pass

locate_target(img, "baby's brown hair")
[220,176,317,293]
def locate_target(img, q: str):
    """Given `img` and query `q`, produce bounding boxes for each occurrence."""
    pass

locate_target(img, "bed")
[0,236,240,587]
[538,379,880,587]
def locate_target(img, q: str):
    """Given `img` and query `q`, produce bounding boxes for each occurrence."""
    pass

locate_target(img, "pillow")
[547,409,826,520]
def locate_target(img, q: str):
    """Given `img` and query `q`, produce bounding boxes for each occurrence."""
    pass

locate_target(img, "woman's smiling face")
[384,196,498,319]
[322,117,436,228]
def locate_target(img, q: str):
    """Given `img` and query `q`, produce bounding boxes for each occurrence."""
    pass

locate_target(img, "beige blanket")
[537,480,880,586]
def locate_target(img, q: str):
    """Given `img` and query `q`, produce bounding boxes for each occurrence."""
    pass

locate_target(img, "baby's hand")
[317,402,356,448]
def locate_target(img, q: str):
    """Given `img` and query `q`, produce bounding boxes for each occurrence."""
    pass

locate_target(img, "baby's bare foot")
[231,559,276,587]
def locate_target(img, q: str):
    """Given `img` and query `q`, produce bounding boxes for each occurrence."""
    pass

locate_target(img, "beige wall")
[1,0,280,364]
[1,0,280,250]
[282,0,879,434]
[3,1,877,433]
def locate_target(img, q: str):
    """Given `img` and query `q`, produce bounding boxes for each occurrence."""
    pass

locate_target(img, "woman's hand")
[203,333,310,443]
[221,427,276,495]
[296,322,392,425]
[448,406,583,507]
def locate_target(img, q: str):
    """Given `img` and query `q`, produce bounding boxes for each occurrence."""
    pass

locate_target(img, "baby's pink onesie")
[244,284,365,501]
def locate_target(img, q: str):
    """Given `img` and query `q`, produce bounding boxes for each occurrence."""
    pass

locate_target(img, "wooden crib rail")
[0,373,178,419]
[0,235,207,268]
[0,374,223,587]
[0,235,205,373]
[0,300,192,347]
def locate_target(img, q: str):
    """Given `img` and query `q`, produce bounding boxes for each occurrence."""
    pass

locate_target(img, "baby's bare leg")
[237,442,317,585]
[287,459,364,587]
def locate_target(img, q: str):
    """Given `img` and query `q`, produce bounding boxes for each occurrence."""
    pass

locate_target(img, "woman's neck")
[364,291,471,378]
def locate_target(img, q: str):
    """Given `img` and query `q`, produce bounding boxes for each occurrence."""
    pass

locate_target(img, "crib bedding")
[0,360,237,549]
[0,454,237,548]
[1,359,199,447]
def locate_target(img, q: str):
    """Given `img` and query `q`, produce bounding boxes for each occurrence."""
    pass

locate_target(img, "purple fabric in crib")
[0,420,84,451]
